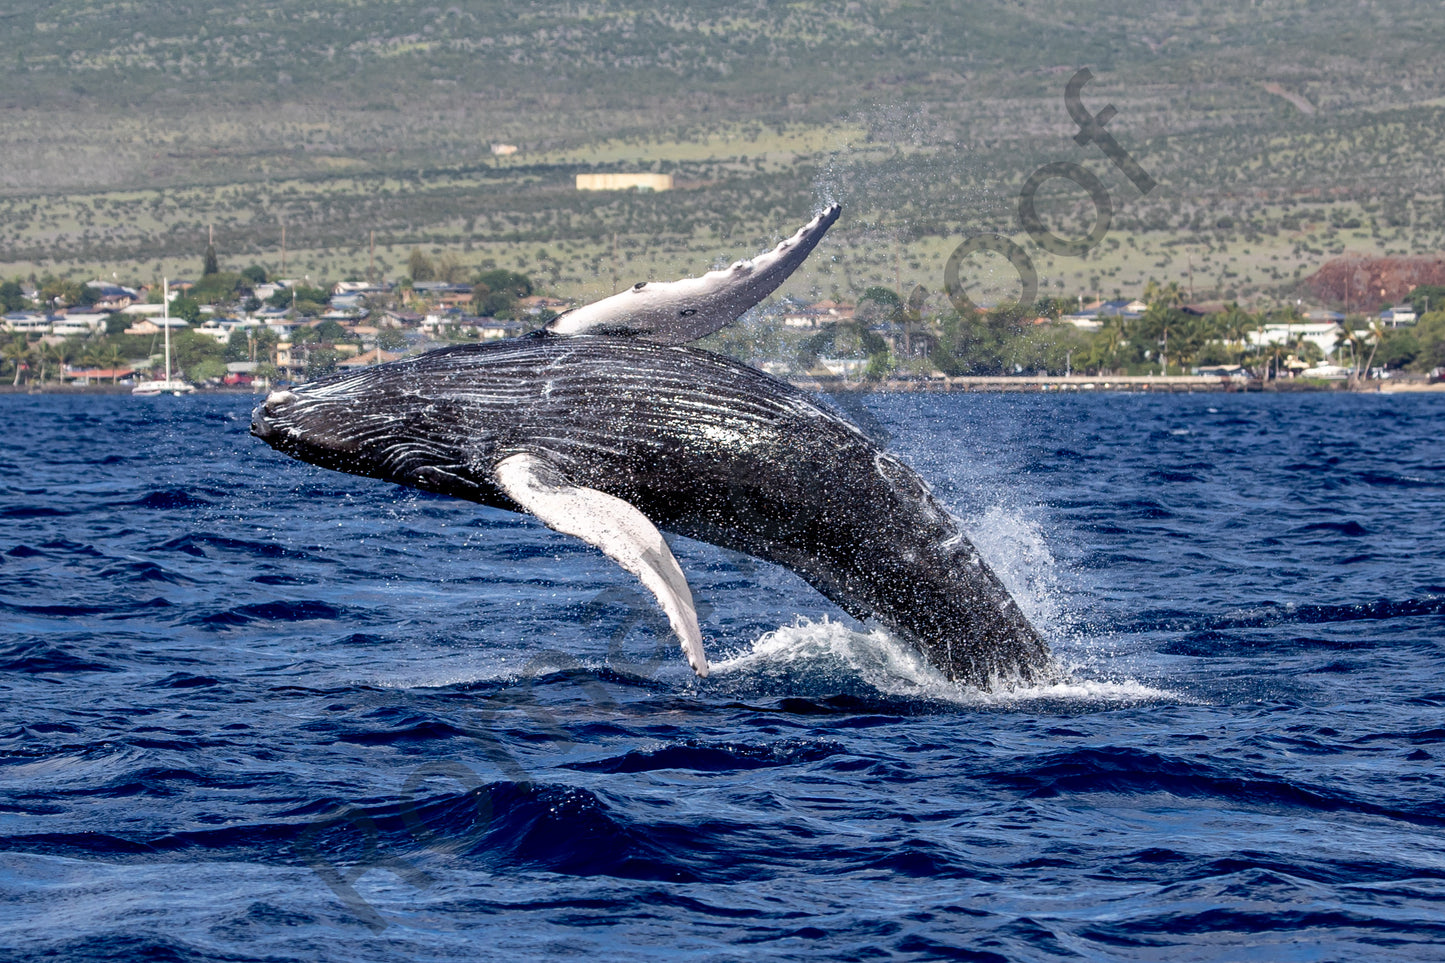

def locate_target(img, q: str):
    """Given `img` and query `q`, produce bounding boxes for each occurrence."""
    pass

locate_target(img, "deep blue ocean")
[0,389,1442,961]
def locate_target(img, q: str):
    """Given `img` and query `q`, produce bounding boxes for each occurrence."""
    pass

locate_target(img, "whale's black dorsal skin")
[251,206,1052,688]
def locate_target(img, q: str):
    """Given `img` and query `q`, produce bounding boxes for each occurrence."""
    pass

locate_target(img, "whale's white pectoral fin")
[493,452,709,677]
[545,203,841,345]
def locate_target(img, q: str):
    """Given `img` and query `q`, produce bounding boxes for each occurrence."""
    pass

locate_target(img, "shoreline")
[803,375,1442,393]
[4,376,1440,396]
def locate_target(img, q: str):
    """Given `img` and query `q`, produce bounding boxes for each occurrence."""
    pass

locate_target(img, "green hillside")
[2,1,1443,306]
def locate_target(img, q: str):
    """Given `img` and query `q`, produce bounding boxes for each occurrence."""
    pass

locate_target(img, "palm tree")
[2,337,29,386]
[81,344,107,376]
[1220,302,1253,361]
[1139,302,1171,374]
[45,340,79,385]
[36,335,81,384]
[1360,318,1389,381]
[1160,281,1185,309]
[1333,325,1364,383]
[101,343,125,383]
[1102,314,1127,372]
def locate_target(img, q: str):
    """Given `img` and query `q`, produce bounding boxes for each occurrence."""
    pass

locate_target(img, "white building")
[1379,304,1417,327]
[1245,321,1345,358]
[818,357,868,378]
[51,313,109,337]
[2,314,52,334]
[195,320,235,344]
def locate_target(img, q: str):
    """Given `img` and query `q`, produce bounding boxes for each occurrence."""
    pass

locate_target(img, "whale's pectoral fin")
[493,451,709,677]
[545,203,841,345]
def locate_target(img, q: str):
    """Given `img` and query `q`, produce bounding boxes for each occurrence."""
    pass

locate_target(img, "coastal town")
[3,249,1443,394]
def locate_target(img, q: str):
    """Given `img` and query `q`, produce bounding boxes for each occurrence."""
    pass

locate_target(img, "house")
[1063,311,1103,331]
[51,313,109,337]
[273,341,306,381]
[437,290,474,309]
[476,318,525,340]
[814,299,856,320]
[64,365,135,384]
[818,357,868,378]
[2,313,51,334]
[336,348,405,369]
[1299,363,1350,381]
[195,320,233,344]
[410,282,474,309]
[516,295,572,315]
[783,300,856,328]
[264,317,306,339]
[321,307,366,321]
[382,310,423,327]
[1097,299,1143,319]
[867,322,938,358]
[1246,321,1345,358]
[198,318,262,345]
[224,361,260,386]
[88,283,137,312]
[1194,364,1249,379]
[1380,304,1417,327]
[124,317,189,336]
[411,281,472,295]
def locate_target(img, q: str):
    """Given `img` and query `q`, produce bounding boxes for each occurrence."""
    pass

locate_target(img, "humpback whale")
[251,205,1051,687]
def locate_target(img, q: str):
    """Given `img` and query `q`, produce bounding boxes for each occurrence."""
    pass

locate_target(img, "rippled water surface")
[1,390,1442,961]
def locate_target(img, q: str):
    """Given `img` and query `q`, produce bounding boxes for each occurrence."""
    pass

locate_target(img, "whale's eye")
[679,308,697,317]
[633,281,647,290]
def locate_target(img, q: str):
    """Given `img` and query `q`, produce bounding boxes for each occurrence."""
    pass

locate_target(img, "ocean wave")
[191,600,347,627]
[565,737,844,774]
[709,619,1174,708]
[118,488,218,510]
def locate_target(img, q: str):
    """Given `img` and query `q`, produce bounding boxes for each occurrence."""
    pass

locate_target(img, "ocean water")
[0,389,1441,962]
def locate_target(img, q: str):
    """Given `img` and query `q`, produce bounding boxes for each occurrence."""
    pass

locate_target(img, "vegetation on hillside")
[2,1,1443,315]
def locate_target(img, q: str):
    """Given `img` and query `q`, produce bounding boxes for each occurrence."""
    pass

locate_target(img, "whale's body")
[252,205,1050,687]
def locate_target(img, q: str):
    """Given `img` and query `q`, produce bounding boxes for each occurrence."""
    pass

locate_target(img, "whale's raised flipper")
[544,204,842,345]
[494,452,709,677]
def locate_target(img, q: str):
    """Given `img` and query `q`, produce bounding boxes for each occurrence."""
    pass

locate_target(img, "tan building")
[337,348,404,369]
[575,173,673,192]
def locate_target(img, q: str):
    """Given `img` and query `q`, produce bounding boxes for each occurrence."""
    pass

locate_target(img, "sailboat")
[131,277,195,396]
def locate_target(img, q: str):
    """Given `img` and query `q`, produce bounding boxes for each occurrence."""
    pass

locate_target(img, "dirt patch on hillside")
[1305,256,1445,311]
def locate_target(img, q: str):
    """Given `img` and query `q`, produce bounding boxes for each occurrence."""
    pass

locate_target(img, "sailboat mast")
[162,277,171,385]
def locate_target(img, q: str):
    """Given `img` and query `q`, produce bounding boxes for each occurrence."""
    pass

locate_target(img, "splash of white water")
[710,617,1174,707]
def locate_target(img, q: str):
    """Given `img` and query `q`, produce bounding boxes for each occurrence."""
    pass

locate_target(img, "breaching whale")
[251,204,1051,687]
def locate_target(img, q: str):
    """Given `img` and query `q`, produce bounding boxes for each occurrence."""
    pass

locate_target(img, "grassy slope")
[1,0,1442,308]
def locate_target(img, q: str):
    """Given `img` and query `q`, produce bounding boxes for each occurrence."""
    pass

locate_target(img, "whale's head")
[251,382,371,472]
[252,366,428,475]
[250,358,506,502]
[250,387,302,445]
